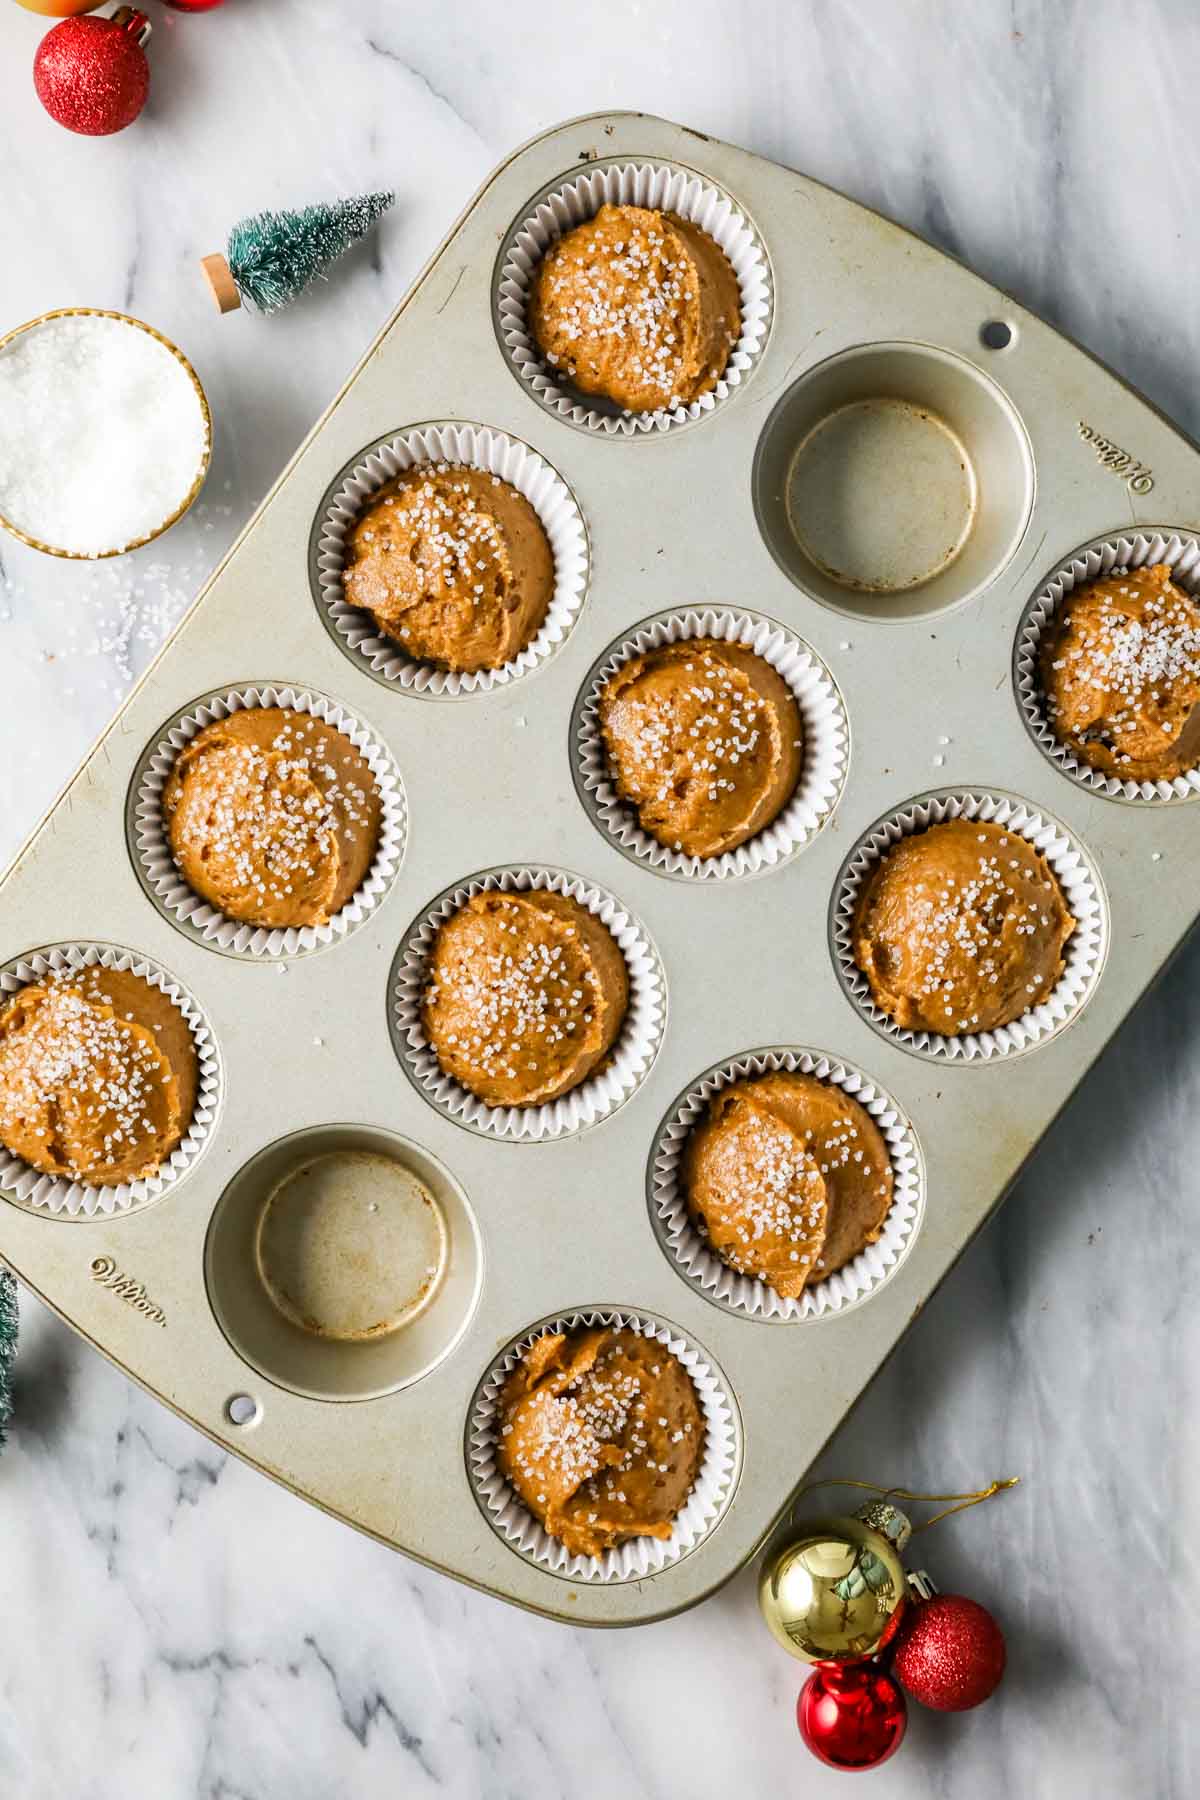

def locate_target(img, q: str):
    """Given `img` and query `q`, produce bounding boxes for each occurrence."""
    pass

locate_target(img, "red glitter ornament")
[796,1662,907,1771]
[33,8,151,137]
[893,1593,1007,1711]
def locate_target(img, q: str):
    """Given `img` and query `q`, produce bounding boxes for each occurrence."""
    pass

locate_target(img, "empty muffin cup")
[494,160,772,436]
[830,791,1108,1061]
[753,342,1034,619]
[648,1046,923,1320]
[572,608,848,880]
[204,1124,482,1401]
[1015,530,1200,803]
[129,684,408,958]
[0,942,220,1218]
[256,1151,447,1340]
[311,422,589,697]
[465,1306,740,1582]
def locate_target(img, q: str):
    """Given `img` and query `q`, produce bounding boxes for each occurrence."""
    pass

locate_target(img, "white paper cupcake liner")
[389,867,665,1141]
[648,1047,923,1320]
[0,943,221,1218]
[129,685,407,959]
[831,792,1108,1062]
[573,609,849,879]
[1015,530,1200,803]
[312,423,589,696]
[466,1307,739,1583]
[496,161,772,436]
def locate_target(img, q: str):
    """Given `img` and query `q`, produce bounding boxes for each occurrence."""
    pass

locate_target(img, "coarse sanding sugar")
[0,313,209,556]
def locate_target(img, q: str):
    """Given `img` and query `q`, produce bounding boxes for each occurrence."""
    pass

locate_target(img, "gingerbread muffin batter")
[422,890,629,1108]
[0,965,198,1185]
[342,466,554,673]
[496,1327,706,1560]
[599,639,803,858]
[852,820,1075,1036]
[1040,563,1200,782]
[529,204,740,414]
[164,707,381,931]
[685,1072,893,1298]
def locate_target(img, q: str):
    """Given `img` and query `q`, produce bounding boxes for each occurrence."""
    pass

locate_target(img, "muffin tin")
[2,111,1200,1625]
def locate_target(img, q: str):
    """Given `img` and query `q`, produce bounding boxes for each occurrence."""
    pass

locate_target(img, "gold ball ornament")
[758,1512,911,1664]
[14,1,107,14]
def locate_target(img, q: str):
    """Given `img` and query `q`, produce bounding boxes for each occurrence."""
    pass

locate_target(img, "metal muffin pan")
[2,111,1199,1626]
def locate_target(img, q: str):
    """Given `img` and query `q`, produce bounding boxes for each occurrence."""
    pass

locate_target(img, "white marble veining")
[1,3,1198,1795]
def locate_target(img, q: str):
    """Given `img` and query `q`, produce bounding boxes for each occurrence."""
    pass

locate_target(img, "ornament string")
[791,1476,1019,1533]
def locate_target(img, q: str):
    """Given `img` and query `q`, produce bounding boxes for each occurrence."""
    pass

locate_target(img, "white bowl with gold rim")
[0,306,212,560]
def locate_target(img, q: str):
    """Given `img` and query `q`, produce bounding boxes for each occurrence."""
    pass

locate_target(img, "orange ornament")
[14,2,107,15]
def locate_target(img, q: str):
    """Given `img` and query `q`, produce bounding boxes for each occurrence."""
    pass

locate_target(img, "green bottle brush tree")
[201,191,395,315]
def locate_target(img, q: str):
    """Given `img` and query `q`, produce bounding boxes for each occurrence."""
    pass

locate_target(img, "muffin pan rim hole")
[979,319,1016,351]
[645,1042,925,1323]
[464,1302,743,1585]
[124,679,409,961]
[1013,526,1200,806]
[827,786,1110,1065]
[491,155,775,440]
[387,863,668,1144]
[570,605,851,883]
[225,1392,263,1429]
[307,419,592,700]
[0,938,222,1220]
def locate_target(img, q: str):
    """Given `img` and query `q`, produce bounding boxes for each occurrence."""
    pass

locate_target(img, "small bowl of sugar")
[0,307,211,559]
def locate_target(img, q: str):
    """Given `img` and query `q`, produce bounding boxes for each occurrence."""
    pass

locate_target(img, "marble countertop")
[1,3,1197,1795]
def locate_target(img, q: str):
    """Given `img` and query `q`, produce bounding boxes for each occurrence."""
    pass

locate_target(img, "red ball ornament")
[33,8,151,137]
[893,1594,1007,1711]
[796,1663,908,1772]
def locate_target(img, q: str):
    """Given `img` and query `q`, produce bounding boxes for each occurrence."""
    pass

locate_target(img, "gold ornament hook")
[792,1475,1019,1534]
